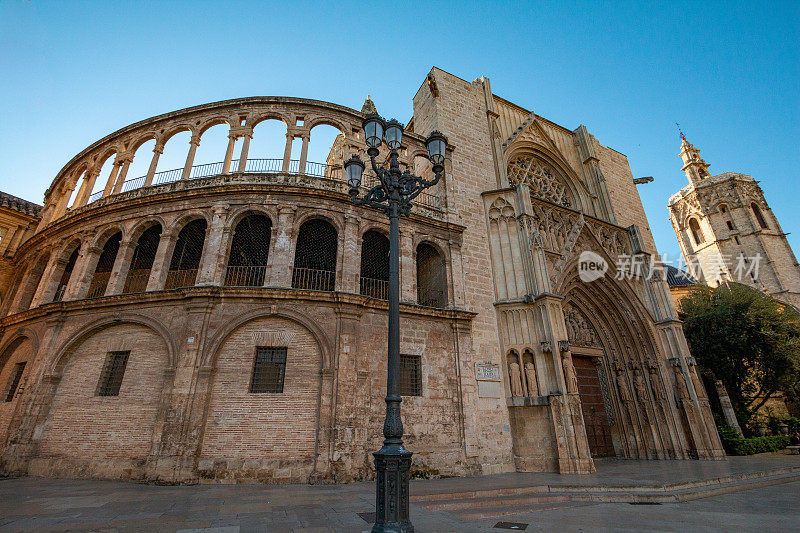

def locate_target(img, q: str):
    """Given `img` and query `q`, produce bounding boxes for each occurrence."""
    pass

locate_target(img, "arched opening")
[689,218,704,245]
[751,203,768,229]
[12,255,49,312]
[53,246,80,302]
[246,119,288,173]
[88,154,116,204]
[416,242,447,308]
[123,225,162,294]
[154,130,192,185]
[308,123,344,179]
[224,214,272,287]
[292,219,337,291]
[192,123,236,179]
[412,154,442,211]
[165,219,207,289]
[359,230,389,299]
[123,139,156,192]
[87,232,122,298]
[65,171,85,210]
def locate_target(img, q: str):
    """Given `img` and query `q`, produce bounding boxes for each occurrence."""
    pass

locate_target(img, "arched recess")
[87,231,122,298]
[751,203,769,229]
[123,224,162,293]
[165,219,207,289]
[292,218,337,291]
[505,148,591,213]
[688,218,704,245]
[360,230,389,299]
[0,335,35,444]
[198,314,325,469]
[224,214,272,287]
[53,245,80,302]
[38,319,173,467]
[416,241,447,308]
[12,253,50,313]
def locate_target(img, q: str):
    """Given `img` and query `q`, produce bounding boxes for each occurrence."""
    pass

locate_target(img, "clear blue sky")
[1,1,798,261]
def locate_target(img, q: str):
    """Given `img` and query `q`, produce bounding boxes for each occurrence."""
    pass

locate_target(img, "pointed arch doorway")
[570,349,615,458]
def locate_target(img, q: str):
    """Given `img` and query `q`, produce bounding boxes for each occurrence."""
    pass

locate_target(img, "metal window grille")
[96,351,130,396]
[400,354,422,396]
[3,362,26,402]
[224,214,272,287]
[249,346,287,393]
[87,232,122,298]
[165,219,207,289]
[416,242,447,308]
[360,230,389,299]
[123,224,161,294]
[292,219,337,291]
[53,247,79,302]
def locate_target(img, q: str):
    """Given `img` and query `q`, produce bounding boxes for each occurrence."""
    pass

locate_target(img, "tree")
[680,282,800,425]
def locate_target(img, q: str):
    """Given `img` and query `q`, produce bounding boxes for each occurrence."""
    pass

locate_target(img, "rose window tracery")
[507,156,572,208]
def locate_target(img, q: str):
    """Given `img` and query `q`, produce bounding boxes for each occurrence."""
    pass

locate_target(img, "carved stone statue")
[524,362,539,396]
[509,362,524,397]
[673,367,691,401]
[562,354,579,394]
[633,368,649,403]
[649,368,667,403]
[616,373,632,404]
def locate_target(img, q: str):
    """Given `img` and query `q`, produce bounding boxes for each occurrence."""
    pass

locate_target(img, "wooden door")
[572,355,615,457]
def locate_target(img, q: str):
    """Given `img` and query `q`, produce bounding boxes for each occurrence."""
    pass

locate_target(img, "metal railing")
[123,269,151,294]
[164,268,198,290]
[82,157,441,214]
[360,277,389,300]
[224,265,267,287]
[291,267,335,291]
[86,272,111,298]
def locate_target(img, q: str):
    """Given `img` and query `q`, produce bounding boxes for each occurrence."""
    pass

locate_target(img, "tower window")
[726,221,734,230]
[96,351,130,396]
[719,205,727,214]
[249,347,287,393]
[3,362,26,402]
[735,236,740,245]
[400,354,422,396]
[689,218,705,245]
[751,203,768,230]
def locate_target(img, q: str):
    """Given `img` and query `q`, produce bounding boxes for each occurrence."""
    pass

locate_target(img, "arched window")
[165,219,207,289]
[123,224,161,294]
[225,214,272,287]
[292,219,337,291]
[360,230,389,299]
[87,232,122,298]
[416,242,447,308]
[752,203,768,229]
[719,204,727,214]
[12,255,49,312]
[53,246,80,301]
[688,218,704,245]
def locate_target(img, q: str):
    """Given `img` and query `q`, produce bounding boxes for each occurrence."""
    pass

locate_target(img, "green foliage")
[723,435,790,456]
[680,283,800,425]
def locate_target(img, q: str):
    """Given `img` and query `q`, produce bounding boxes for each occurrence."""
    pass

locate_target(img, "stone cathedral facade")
[669,134,800,308]
[0,67,722,484]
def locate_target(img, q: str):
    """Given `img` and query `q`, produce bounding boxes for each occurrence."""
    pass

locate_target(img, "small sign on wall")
[475,363,502,398]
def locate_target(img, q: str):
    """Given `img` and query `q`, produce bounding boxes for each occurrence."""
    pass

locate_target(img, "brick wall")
[0,338,33,444]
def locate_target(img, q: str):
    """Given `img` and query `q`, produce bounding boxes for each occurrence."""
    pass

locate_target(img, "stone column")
[75,169,100,207]
[715,380,744,437]
[196,205,229,285]
[340,214,360,293]
[298,133,310,174]
[146,229,177,291]
[282,132,293,171]
[51,182,75,220]
[236,131,252,172]
[29,249,61,307]
[112,155,132,194]
[71,174,90,209]
[103,159,123,197]
[105,236,136,295]
[399,227,415,303]
[61,239,90,300]
[143,143,164,187]
[181,134,201,180]
[267,206,296,287]
[221,133,236,174]
[67,244,104,300]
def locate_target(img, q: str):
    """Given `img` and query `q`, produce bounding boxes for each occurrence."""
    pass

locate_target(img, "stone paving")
[0,455,798,532]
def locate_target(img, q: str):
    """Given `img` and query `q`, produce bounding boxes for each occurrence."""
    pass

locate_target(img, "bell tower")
[669,134,800,307]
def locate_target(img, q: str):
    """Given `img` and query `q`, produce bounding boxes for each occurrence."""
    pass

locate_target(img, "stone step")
[418,470,800,520]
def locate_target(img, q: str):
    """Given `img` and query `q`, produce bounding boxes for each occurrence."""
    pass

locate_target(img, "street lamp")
[345,113,447,533]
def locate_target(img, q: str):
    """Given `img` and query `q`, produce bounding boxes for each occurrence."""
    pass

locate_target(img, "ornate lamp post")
[344,113,447,533]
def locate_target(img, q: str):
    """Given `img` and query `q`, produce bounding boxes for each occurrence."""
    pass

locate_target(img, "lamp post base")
[372,444,414,533]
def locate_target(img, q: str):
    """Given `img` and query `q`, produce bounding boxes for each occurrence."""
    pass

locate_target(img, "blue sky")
[0,1,797,260]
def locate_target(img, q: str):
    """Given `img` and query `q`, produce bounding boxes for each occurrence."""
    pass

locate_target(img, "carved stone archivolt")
[563,303,602,348]
[507,155,572,208]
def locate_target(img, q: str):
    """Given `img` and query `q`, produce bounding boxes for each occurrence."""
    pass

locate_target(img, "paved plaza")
[1,455,799,532]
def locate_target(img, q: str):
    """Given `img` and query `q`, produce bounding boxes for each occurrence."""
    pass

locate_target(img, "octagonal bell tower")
[668,133,800,307]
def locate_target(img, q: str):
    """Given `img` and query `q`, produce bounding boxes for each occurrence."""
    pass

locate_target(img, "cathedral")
[669,133,800,308]
[0,67,722,484]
